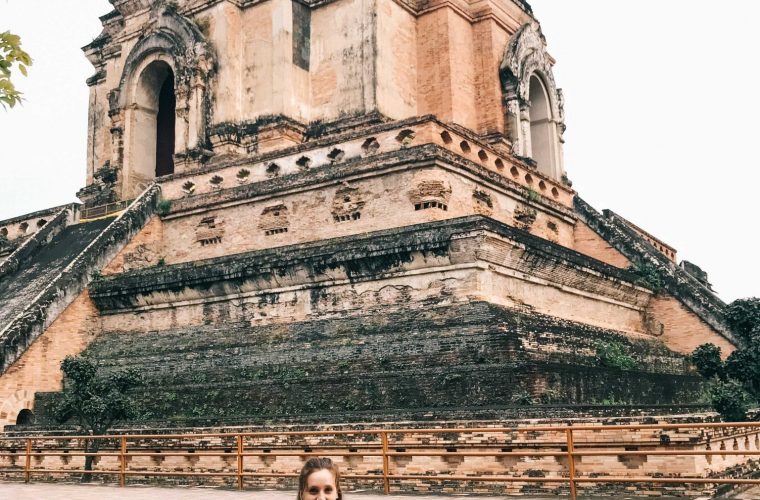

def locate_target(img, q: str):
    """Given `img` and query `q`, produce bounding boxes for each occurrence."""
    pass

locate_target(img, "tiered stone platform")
[34,299,700,423]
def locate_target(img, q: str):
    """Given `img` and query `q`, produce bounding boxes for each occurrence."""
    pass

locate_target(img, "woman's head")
[297,457,343,500]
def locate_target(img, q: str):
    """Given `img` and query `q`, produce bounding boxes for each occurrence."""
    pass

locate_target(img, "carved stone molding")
[259,204,289,235]
[409,172,452,209]
[332,185,366,222]
[111,5,215,113]
[104,4,217,197]
[109,0,155,17]
[500,22,565,178]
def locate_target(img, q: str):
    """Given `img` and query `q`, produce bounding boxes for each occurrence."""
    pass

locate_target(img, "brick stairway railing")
[0,184,161,374]
[0,205,77,282]
[574,196,736,344]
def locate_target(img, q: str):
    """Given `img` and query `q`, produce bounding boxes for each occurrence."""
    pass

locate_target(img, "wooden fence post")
[381,431,390,495]
[24,438,32,484]
[120,436,127,487]
[566,428,577,500]
[237,434,244,490]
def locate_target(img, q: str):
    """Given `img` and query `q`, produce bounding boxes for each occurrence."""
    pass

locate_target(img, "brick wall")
[0,292,99,425]
[573,220,631,269]
[31,301,703,424]
[650,295,736,357]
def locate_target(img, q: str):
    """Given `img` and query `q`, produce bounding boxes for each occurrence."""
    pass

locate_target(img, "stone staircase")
[0,184,161,374]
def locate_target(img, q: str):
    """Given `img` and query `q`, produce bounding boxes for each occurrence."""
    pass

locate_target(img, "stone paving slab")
[0,482,711,499]
[0,483,509,499]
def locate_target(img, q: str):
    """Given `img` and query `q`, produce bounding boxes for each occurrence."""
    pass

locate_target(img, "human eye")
[309,487,320,494]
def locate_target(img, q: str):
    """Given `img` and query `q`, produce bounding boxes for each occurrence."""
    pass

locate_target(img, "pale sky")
[0,0,758,302]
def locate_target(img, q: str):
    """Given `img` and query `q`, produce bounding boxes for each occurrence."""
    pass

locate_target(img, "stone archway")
[0,388,35,426]
[500,23,566,181]
[528,74,560,177]
[108,5,216,199]
[124,59,177,193]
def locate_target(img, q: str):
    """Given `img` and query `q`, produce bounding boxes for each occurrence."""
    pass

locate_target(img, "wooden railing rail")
[2,422,760,499]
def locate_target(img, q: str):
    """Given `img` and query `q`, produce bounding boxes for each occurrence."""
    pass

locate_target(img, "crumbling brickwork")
[0,0,739,452]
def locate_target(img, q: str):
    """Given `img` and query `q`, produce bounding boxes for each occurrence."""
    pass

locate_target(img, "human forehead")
[307,468,336,487]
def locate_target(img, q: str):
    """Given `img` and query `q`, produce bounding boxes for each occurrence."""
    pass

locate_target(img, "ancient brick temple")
[0,0,737,426]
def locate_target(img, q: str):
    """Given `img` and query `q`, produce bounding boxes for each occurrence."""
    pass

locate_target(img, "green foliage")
[691,297,760,421]
[0,31,32,109]
[55,356,142,434]
[628,263,663,293]
[725,345,760,396]
[595,340,637,370]
[725,298,760,342]
[525,187,540,203]
[510,390,535,406]
[156,198,172,216]
[55,356,142,478]
[709,380,752,422]
[691,343,725,379]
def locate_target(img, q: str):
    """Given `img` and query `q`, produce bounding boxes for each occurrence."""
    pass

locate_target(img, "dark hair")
[297,457,343,500]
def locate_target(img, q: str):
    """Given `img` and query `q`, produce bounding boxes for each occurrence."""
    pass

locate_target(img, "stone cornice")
[162,143,576,223]
[0,204,79,228]
[95,0,534,52]
[89,215,643,311]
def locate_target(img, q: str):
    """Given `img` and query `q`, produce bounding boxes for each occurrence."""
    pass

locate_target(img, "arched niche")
[125,58,177,193]
[15,408,35,426]
[528,74,560,177]
[108,6,215,199]
[500,23,566,181]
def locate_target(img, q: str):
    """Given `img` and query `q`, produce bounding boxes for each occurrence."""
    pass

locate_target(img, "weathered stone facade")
[0,0,739,473]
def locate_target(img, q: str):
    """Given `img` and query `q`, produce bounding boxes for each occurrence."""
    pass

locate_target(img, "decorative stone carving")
[409,174,452,212]
[109,0,154,18]
[122,243,161,271]
[195,216,224,246]
[472,190,495,217]
[259,204,289,235]
[514,205,537,231]
[106,3,217,197]
[332,185,365,222]
[500,22,566,179]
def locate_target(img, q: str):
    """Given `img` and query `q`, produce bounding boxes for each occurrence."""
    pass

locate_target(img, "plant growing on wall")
[595,340,637,370]
[628,262,663,293]
[155,198,172,216]
[725,298,760,342]
[691,297,760,422]
[55,356,142,480]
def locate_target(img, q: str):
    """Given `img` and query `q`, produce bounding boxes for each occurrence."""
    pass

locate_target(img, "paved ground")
[0,483,519,499]
[0,482,728,499]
